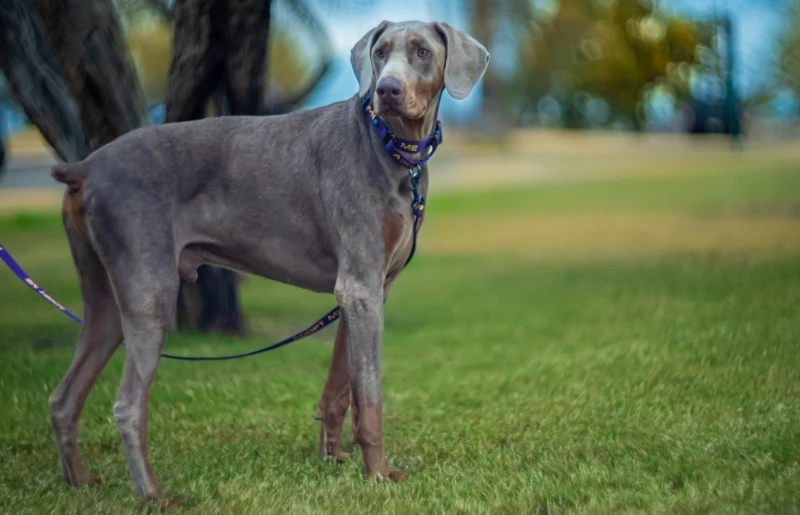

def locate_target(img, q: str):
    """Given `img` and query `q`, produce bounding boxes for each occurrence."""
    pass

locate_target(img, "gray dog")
[50,20,488,504]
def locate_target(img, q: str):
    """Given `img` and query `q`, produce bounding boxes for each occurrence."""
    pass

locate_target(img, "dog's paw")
[318,441,352,462]
[388,470,409,482]
[317,419,352,462]
[329,451,353,463]
[157,497,184,512]
[369,469,409,483]
[85,476,103,487]
[70,475,103,488]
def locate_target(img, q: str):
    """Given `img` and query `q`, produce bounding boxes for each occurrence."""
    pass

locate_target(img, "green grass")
[1,160,799,514]
[432,165,800,217]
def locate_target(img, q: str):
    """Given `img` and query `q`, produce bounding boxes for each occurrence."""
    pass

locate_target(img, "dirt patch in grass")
[0,189,63,213]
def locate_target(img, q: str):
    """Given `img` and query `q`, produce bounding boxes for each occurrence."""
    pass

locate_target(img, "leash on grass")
[0,169,427,361]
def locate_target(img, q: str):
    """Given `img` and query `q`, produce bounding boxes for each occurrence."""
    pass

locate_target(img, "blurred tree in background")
[779,0,800,99]
[510,0,704,130]
[468,0,506,134]
[117,0,332,116]
[0,0,144,161]
[453,0,710,131]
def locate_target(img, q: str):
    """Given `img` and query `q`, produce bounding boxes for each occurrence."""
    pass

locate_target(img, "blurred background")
[0,0,798,332]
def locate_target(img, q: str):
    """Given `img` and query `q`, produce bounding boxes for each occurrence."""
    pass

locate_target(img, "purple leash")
[0,244,84,324]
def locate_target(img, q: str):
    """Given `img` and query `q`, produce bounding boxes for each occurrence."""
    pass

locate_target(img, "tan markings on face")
[372,23,447,119]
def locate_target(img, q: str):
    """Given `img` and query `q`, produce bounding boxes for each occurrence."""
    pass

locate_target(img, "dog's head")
[351,21,490,120]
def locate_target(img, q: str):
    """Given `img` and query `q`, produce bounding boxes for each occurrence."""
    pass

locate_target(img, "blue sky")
[302,0,795,117]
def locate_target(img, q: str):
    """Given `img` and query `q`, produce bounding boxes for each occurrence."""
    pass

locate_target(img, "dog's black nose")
[376,77,404,103]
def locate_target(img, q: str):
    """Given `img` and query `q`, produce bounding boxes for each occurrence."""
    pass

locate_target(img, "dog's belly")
[178,238,338,293]
[175,178,339,293]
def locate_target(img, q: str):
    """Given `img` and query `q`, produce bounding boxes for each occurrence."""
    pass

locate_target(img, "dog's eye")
[418,48,429,58]
[375,49,385,59]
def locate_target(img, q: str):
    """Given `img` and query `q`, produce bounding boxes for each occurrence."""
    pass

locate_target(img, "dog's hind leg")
[108,262,179,503]
[113,320,169,501]
[317,321,352,460]
[50,223,124,487]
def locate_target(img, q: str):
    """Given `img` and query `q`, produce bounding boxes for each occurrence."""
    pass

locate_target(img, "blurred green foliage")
[779,0,800,98]
[512,0,709,129]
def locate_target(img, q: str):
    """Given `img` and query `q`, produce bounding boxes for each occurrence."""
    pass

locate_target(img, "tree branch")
[31,0,147,151]
[263,0,333,113]
[263,59,331,114]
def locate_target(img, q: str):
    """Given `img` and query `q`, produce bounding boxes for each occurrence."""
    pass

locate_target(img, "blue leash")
[0,170,425,361]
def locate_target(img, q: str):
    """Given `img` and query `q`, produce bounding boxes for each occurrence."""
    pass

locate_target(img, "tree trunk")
[0,0,145,161]
[164,0,227,122]
[167,0,272,335]
[30,0,146,151]
[0,0,89,161]
[223,0,271,115]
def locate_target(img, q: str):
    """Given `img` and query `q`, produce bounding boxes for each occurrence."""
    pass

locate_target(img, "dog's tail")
[52,162,90,235]
[51,162,88,194]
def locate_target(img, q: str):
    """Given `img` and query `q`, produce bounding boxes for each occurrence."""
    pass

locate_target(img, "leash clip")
[409,166,424,209]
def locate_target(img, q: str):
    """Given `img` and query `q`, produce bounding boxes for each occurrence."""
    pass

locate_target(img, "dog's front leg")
[334,274,407,482]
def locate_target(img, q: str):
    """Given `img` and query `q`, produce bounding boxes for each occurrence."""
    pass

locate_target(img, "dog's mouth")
[376,101,425,121]
[379,106,403,119]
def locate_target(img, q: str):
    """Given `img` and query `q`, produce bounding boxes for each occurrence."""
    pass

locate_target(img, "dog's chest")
[382,210,415,276]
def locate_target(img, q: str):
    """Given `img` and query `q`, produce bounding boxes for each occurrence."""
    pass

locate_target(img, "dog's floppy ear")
[351,21,393,97]
[433,22,490,100]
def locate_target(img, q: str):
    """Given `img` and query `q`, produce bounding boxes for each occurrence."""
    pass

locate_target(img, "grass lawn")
[1,151,799,513]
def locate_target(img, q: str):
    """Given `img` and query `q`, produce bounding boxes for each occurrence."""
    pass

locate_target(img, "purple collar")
[362,94,443,169]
